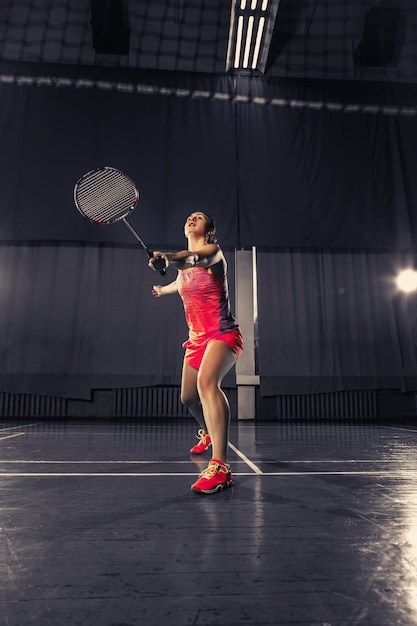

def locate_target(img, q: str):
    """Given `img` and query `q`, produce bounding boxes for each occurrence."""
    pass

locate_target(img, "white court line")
[0,440,263,473]
[255,470,417,476]
[0,472,207,477]
[0,460,208,464]
[0,458,410,465]
[0,423,38,432]
[380,425,417,433]
[0,433,25,442]
[262,459,414,464]
[228,441,263,474]
[0,470,417,478]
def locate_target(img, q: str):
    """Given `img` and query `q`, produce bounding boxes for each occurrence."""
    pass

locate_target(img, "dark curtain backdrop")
[258,249,417,396]
[0,243,185,399]
[0,67,240,248]
[1,63,417,250]
[1,62,417,399]
[0,242,237,399]
[236,78,417,249]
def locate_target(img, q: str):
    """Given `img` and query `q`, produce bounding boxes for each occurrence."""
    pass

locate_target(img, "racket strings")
[75,169,138,223]
[77,180,135,220]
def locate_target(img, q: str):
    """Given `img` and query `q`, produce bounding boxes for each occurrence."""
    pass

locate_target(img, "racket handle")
[121,220,166,276]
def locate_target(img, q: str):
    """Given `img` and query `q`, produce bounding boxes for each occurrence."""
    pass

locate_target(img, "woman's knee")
[180,390,199,410]
[196,372,218,398]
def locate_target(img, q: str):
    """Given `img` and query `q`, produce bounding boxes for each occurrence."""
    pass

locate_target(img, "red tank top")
[176,266,239,341]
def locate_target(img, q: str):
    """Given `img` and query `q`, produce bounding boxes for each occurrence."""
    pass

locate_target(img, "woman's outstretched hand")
[152,285,163,297]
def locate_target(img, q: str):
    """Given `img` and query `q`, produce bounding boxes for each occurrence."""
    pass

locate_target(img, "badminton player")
[149,211,243,495]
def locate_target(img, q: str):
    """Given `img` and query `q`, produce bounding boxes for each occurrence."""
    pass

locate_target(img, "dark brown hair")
[200,212,217,244]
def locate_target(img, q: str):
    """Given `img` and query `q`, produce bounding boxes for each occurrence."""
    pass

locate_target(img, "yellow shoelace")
[199,462,228,478]
[196,429,209,444]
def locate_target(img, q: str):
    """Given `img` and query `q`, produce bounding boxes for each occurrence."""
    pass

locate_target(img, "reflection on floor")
[1,417,417,625]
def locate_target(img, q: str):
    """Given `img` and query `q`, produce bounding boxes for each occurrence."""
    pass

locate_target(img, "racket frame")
[73,166,166,275]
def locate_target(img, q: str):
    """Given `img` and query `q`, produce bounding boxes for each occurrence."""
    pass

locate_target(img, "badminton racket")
[73,166,166,275]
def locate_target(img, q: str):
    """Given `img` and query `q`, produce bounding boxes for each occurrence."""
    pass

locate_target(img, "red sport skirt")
[183,330,243,370]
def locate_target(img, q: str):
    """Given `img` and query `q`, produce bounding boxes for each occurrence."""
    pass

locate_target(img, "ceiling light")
[226,0,281,74]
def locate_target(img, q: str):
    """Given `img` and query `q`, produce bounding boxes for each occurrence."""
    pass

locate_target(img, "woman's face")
[184,212,209,238]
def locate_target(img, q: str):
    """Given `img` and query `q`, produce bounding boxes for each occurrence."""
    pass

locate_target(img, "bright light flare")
[396,269,417,293]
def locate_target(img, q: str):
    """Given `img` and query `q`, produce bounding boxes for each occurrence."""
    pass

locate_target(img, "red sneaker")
[190,429,211,455]
[191,459,233,494]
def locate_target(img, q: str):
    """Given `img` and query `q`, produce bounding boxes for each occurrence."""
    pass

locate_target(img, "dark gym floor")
[1,417,417,626]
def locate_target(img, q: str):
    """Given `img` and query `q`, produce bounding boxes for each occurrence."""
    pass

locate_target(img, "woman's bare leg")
[196,341,237,463]
[180,360,207,431]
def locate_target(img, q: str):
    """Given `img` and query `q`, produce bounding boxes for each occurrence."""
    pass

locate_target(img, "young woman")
[149,211,243,495]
